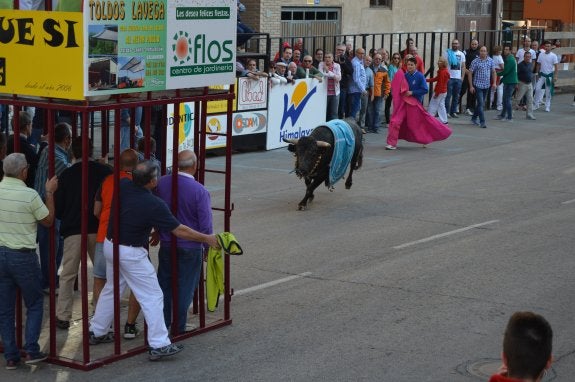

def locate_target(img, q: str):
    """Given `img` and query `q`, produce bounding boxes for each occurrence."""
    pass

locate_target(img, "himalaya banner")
[266,78,327,150]
[0,1,236,100]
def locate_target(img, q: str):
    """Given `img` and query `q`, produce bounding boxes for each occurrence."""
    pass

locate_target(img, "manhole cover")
[456,358,557,380]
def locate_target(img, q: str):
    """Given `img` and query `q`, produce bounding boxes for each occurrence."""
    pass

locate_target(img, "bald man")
[155,150,213,335]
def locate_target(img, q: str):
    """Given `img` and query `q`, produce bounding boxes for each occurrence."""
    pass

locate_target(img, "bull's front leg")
[298,177,323,210]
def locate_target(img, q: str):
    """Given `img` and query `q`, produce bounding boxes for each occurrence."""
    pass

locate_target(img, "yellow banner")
[0,10,84,100]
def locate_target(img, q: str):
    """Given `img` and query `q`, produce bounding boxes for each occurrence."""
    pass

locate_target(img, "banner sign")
[86,0,236,99]
[0,10,84,99]
[0,1,236,100]
[237,77,267,110]
[266,78,327,150]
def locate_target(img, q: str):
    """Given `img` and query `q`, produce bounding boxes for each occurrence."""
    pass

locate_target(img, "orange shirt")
[95,171,132,243]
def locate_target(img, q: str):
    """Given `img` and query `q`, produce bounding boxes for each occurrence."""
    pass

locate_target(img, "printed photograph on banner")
[237,77,267,111]
[232,111,268,136]
[88,25,118,91]
[266,78,327,150]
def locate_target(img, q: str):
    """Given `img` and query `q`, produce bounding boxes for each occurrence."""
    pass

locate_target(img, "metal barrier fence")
[270,28,548,77]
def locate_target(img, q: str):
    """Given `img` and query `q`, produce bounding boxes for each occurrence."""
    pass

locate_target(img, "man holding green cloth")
[533,40,559,113]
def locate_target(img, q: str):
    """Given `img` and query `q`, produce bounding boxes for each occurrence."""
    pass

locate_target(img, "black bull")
[284,118,363,210]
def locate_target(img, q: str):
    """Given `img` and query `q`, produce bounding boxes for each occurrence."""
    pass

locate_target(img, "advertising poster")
[0,10,84,99]
[165,102,233,168]
[237,77,267,110]
[86,0,236,98]
[266,78,327,150]
[165,101,196,169]
[232,111,267,136]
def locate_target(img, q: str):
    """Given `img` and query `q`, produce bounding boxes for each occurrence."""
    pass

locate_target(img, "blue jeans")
[472,87,489,126]
[445,78,462,115]
[338,88,350,119]
[369,96,384,131]
[349,92,362,119]
[326,94,339,121]
[500,83,515,120]
[0,248,44,362]
[157,245,203,334]
[37,220,64,289]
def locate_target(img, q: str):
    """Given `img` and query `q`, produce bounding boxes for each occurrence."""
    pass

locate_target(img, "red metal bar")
[80,112,91,363]
[47,109,57,357]
[224,84,234,321]
[170,102,180,335]
[112,108,121,355]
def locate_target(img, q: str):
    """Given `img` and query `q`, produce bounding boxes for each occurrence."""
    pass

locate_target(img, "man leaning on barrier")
[88,160,219,361]
[0,153,58,370]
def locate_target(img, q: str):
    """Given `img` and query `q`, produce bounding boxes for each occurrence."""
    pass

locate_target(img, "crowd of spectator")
[234,34,563,134]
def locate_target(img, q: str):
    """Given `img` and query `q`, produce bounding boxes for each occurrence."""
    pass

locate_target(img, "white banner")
[237,77,268,110]
[266,78,327,150]
[232,111,268,136]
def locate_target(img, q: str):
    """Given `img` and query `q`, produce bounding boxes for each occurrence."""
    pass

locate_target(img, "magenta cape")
[387,69,452,146]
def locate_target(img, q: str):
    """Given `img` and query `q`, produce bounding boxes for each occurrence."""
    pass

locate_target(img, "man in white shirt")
[533,40,559,112]
[516,37,536,64]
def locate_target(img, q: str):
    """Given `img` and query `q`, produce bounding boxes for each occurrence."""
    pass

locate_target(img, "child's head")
[406,56,417,73]
[437,57,447,68]
[503,312,553,380]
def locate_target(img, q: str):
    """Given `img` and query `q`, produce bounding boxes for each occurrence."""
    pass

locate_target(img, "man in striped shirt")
[0,153,58,369]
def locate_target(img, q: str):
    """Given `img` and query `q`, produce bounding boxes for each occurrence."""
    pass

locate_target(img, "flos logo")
[280,81,317,130]
[172,31,192,64]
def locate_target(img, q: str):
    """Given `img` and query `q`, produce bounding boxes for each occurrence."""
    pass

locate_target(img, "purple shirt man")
[156,150,213,334]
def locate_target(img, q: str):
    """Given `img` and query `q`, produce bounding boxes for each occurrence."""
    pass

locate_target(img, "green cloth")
[539,72,555,96]
[206,232,243,312]
[295,66,323,80]
[497,53,518,84]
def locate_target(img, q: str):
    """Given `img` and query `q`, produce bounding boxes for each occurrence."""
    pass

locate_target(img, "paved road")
[2,94,575,381]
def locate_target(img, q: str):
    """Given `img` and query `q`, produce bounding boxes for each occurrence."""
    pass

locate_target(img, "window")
[502,0,523,20]
[457,0,491,16]
[370,0,392,8]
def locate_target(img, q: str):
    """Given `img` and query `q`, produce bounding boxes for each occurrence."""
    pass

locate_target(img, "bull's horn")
[283,138,299,145]
[316,141,331,148]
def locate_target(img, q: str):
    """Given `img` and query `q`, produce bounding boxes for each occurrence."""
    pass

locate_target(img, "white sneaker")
[385,145,396,150]
[465,109,473,116]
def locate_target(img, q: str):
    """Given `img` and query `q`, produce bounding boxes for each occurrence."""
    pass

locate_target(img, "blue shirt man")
[349,48,367,119]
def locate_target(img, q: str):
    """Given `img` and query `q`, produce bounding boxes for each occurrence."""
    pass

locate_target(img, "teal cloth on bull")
[325,119,355,187]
